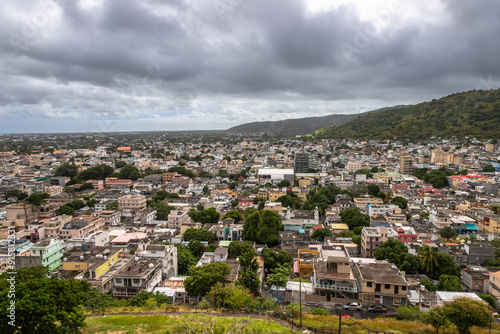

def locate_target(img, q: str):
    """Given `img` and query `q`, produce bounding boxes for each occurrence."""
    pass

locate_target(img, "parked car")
[343,302,363,311]
[367,305,387,313]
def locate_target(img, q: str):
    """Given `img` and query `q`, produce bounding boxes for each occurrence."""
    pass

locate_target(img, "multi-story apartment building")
[43,215,73,238]
[17,239,64,271]
[353,261,410,306]
[361,226,399,258]
[105,177,132,188]
[117,195,147,212]
[353,198,384,208]
[313,245,359,301]
[399,155,413,174]
[167,210,191,229]
[294,153,309,173]
[136,241,178,279]
[59,216,105,240]
[112,259,163,299]
[93,210,121,226]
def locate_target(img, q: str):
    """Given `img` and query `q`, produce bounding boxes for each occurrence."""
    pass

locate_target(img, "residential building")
[17,239,63,271]
[59,216,105,240]
[353,261,410,306]
[112,259,163,298]
[399,155,413,174]
[361,226,399,257]
[43,215,73,238]
[117,195,147,212]
[105,177,132,188]
[313,245,358,301]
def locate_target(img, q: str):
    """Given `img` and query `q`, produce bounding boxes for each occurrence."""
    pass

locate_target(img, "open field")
[84,311,500,334]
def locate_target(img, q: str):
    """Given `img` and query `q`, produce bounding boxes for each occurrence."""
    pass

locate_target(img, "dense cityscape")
[1,131,500,333]
[2,0,500,332]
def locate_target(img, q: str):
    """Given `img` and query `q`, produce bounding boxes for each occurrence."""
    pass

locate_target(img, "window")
[385,284,390,289]
[133,279,140,284]
[367,282,372,287]
[116,278,122,283]
[402,286,407,291]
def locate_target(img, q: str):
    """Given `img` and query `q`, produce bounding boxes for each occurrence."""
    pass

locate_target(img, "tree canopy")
[184,262,231,297]
[242,210,283,246]
[0,266,90,334]
[443,297,490,334]
[311,228,333,242]
[183,228,216,242]
[339,208,370,230]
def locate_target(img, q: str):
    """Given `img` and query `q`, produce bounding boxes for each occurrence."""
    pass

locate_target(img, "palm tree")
[418,245,439,274]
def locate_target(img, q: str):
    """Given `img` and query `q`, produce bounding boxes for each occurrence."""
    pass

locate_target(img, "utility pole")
[101,293,105,317]
[338,307,342,334]
[299,276,302,327]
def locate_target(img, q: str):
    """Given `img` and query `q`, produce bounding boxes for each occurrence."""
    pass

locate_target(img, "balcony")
[315,284,357,292]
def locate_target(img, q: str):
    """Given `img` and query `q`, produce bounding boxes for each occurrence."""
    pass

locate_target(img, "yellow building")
[298,249,318,278]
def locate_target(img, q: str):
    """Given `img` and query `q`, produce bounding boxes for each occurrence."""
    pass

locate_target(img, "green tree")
[242,210,283,246]
[189,207,220,225]
[439,226,458,239]
[115,161,126,168]
[118,165,140,179]
[5,190,28,201]
[437,275,462,291]
[57,204,75,216]
[367,184,381,196]
[207,283,252,309]
[443,297,490,334]
[0,267,90,334]
[25,193,50,205]
[266,266,290,287]
[374,239,408,260]
[482,165,496,172]
[188,240,207,259]
[184,263,231,297]
[54,163,78,178]
[390,196,408,209]
[420,306,450,334]
[183,228,216,242]
[420,279,437,292]
[177,246,197,275]
[339,208,370,230]
[427,252,460,279]
[419,245,439,275]
[311,228,333,242]
[228,241,254,257]
[479,294,498,308]
[223,210,243,223]
[261,248,293,272]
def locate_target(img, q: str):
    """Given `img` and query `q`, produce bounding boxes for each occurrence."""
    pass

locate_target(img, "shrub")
[309,307,329,316]
[396,306,421,321]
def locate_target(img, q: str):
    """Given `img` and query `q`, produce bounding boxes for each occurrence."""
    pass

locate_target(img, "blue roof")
[298,229,305,234]
[464,224,479,230]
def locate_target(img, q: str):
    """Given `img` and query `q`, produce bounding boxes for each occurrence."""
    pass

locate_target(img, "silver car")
[343,302,363,311]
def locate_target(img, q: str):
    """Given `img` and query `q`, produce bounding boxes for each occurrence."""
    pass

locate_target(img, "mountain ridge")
[314,89,500,140]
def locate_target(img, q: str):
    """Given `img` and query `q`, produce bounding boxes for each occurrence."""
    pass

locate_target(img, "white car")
[343,302,363,311]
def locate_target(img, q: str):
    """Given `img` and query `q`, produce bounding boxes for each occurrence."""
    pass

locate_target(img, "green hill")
[314,89,500,140]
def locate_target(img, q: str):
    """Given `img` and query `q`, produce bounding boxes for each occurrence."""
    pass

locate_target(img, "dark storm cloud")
[0,0,499,132]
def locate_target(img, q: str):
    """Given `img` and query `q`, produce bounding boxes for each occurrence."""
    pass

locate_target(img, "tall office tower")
[294,152,309,173]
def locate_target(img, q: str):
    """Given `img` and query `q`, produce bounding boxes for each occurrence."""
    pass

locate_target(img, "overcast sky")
[1,0,499,133]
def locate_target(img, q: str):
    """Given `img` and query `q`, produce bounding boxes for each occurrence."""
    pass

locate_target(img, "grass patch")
[85,314,299,334]
[300,314,500,334]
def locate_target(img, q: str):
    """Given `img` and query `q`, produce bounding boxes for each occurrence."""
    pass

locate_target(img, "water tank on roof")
[63,258,67,262]
[79,255,84,260]
[134,256,139,261]
[149,263,154,269]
